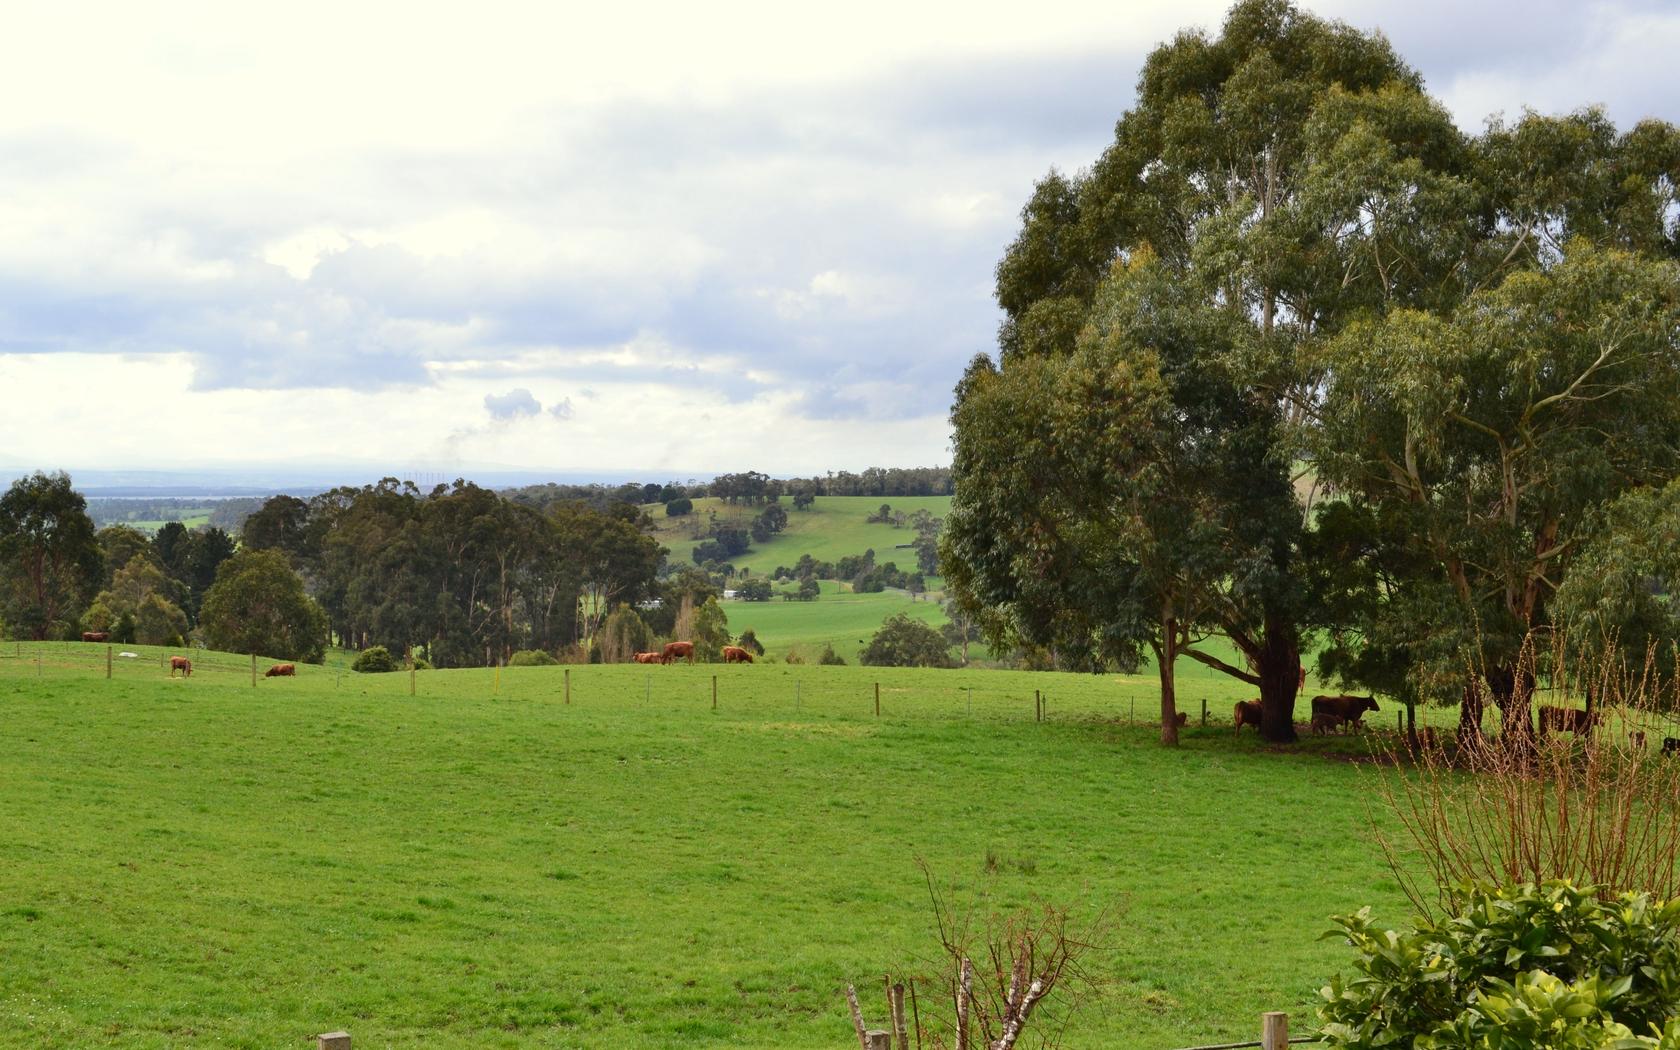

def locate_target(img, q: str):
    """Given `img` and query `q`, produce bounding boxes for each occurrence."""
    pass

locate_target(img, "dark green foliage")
[508,649,558,667]
[736,579,773,602]
[95,525,153,589]
[199,550,328,663]
[351,646,398,673]
[817,643,846,666]
[792,490,815,510]
[0,471,101,640]
[1320,883,1680,1050]
[860,613,954,668]
[665,497,693,517]
[796,577,820,602]
[735,628,764,656]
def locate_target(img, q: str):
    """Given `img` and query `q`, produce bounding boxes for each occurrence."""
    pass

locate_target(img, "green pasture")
[0,640,1456,1049]
[647,495,951,578]
[726,586,949,663]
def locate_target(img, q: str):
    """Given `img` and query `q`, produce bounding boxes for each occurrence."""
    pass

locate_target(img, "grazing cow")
[265,663,296,678]
[168,656,192,678]
[1664,738,1680,755]
[1538,705,1600,736]
[81,631,109,643]
[1311,694,1379,731]
[661,640,695,665]
[721,645,754,664]
[1234,699,1263,734]
[1311,712,1344,736]
[632,652,662,664]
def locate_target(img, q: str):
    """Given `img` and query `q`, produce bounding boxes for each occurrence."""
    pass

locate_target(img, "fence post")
[1201,698,1207,726]
[1035,689,1041,722]
[875,682,880,716]
[796,679,801,710]
[1261,1011,1288,1050]
[251,652,257,688]
[564,668,570,705]
[107,645,113,680]
[317,1033,351,1050]
[712,674,718,711]
[966,686,972,716]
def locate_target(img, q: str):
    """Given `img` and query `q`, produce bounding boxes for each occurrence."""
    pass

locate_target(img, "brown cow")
[1311,694,1379,731]
[1310,712,1344,736]
[265,663,296,677]
[169,656,192,678]
[81,631,110,643]
[1538,705,1599,735]
[1234,699,1263,734]
[661,640,695,665]
[632,652,662,664]
[722,645,754,664]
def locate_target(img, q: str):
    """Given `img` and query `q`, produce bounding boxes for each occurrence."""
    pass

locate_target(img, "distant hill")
[646,494,951,578]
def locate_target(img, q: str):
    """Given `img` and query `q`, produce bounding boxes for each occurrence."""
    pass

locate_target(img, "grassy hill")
[0,640,1428,1049]
[727,585,949,663]
[647,494,951,579]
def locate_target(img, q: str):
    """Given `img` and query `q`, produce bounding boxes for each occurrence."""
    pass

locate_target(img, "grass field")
[647,495,952,579]
[726,586,949,663]
[0,640,1439,1050]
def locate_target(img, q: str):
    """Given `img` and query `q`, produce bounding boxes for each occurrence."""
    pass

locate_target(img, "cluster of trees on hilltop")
[0,472,243,646]
[503,467,953,513]
[241,479,665,666]
[944,0,1680,745]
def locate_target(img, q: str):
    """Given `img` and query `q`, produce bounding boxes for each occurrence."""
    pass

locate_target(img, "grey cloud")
[484,388,541,419]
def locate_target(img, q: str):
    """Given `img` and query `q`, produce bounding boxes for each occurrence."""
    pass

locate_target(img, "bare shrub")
[848,863,1113,1050]
[1372,632,1680,912]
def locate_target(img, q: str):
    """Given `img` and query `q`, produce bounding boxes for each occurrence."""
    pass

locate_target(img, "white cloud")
[0,1,1674,474]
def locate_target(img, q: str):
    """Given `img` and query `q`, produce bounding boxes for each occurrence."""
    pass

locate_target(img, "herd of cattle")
[630,640,754,665]
[161,656,295,678]
[1234,692,1680,751]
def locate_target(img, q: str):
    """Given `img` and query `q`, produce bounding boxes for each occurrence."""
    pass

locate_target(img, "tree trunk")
[1156,619,1180,747]
[1458,680,1486,748]
[1255,623,1299,743]
[1489,663,1535,750]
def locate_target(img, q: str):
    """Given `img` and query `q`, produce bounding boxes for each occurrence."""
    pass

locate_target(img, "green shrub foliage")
[859,613,954,668]
[351,646,399,673]
[1320,882,1680,1050]
[508,649,558,666]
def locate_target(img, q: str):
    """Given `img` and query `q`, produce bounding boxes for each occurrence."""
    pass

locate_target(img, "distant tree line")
[241,479,666,666]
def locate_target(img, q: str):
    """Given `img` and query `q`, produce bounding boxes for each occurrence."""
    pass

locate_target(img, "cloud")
[484,388,541,420]
[0,1,1675,472]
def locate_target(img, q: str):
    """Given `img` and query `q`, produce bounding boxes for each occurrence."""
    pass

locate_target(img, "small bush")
[818,643,846,666]
[351,646,398,673]
[509,649,558,667]
[412,656,432,671]
[1320,881,1680,1050]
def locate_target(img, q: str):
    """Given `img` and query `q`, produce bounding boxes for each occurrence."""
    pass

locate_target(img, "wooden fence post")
[251,652,257,687]
[317,1032,351,1050]
[1201,698,1207,726]
[1035,689,1041,722]
[106,645,112,680]
[875,682,880,716]
[890,982,909,1050]
[564,668,570,705]
[712,674,718,711]
[1261,1011,1288,1050]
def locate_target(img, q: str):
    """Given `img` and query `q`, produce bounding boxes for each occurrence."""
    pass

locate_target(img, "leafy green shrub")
[508,649,558,667]
[1320,882,1680,1050]
[351,646,398,673]
[818,643,846,666]
[412,656,432,671]
[860,613,953,668]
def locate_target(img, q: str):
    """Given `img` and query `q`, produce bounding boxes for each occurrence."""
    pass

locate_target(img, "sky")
[1,0,1676,480]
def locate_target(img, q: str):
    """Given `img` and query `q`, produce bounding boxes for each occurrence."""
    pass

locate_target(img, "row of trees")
[0,471,324,659]
[944,0,1680,744]
[241,479,666,666]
